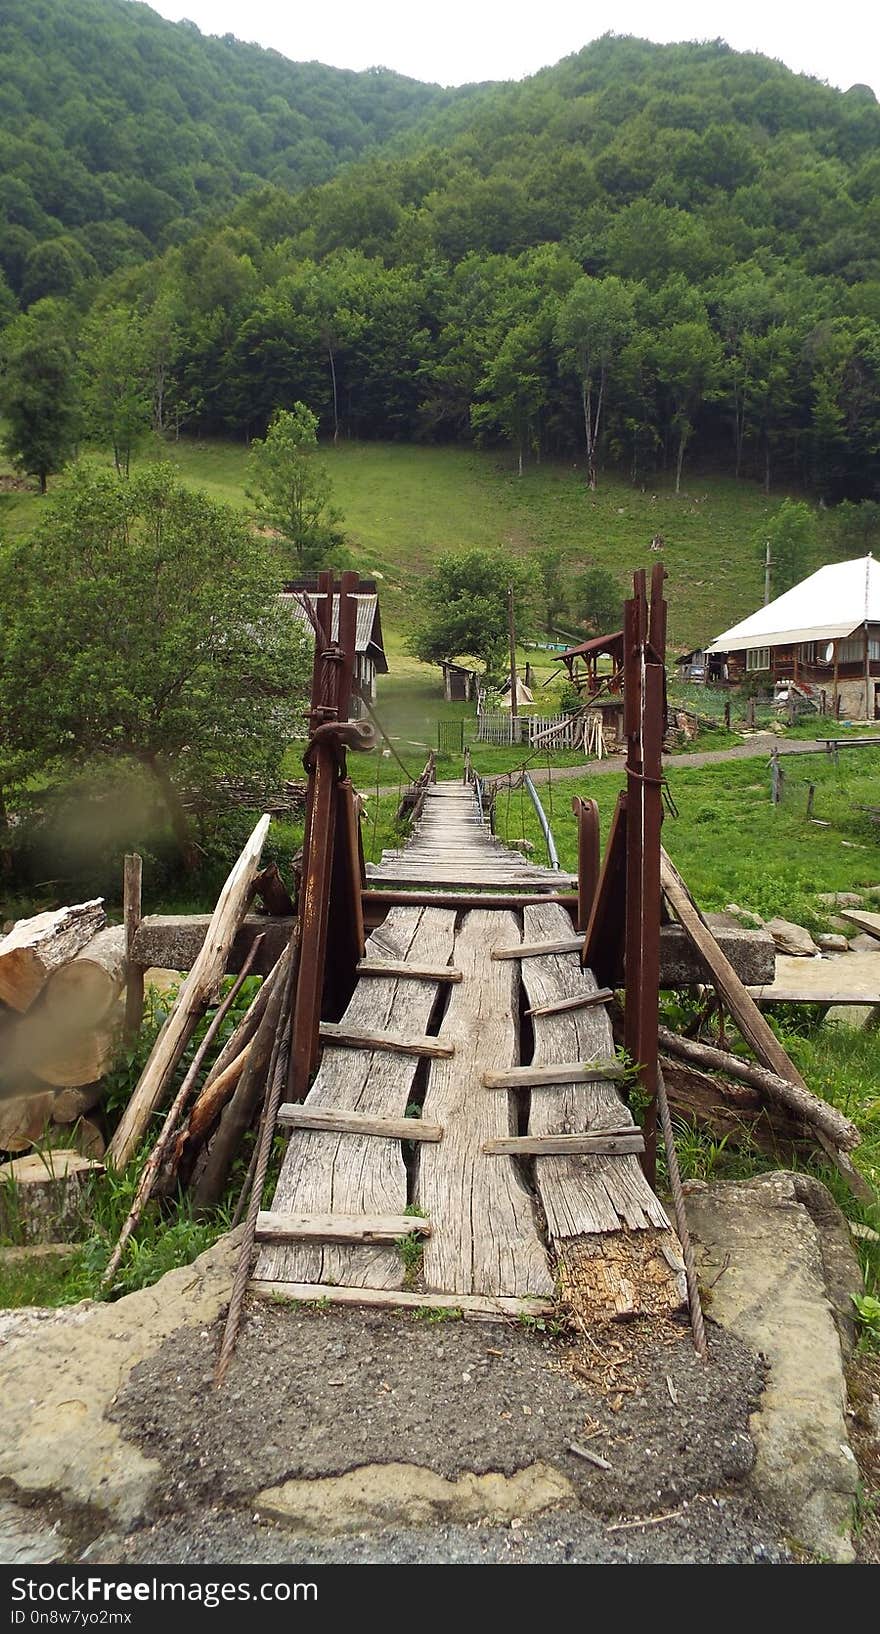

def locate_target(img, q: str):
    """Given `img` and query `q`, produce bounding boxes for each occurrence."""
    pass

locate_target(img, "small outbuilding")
[707,555,880,720]
[279,577,388,712]
[557,630,625,695]
[439,659,479,703]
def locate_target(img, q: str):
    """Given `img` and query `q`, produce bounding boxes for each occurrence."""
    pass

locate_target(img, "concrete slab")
[685,1173,860,1562]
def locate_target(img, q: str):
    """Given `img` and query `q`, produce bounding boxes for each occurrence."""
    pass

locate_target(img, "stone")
[825,1004,878,1030]
[256,1460,575,1535]
[848,933,880,953]
[817,892,863,908]
[686,1173,859,1563]
[816,934,850,953]
[724,904,764,928]
[765,917,819,957]
[661,921,776,986]
[0,1228,242,1527]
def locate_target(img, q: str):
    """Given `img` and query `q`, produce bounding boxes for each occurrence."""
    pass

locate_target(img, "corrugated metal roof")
[707,556,880,654]
[278,591,388,672]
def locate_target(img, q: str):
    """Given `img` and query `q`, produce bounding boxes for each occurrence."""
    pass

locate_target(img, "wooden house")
[707,556,880,720]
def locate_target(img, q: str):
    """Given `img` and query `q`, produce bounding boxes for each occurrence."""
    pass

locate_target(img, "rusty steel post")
[289,570,342,1099]
[571,797,600,932]
[622,565,667,1186]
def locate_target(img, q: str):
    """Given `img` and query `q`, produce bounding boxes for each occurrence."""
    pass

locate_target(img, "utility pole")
[764,540,772,605]
[507,583,518,738]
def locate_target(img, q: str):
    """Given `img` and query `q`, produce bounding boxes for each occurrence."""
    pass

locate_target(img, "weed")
[412,1304,462,1323]
[396,1232,425,1289]
[853,1293,880,1349]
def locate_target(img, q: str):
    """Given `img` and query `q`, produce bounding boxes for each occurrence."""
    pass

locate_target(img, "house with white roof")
[707,556,880,720]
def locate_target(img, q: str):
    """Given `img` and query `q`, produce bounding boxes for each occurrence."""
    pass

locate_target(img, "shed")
[440,659,479,703]
[279,578,388,713]
[557,630,625,695]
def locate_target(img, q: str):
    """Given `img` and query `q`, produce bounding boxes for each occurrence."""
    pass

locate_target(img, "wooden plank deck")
[367,782,575,894]
[255,788,680,1317]
[416,908,554,1298]
[519,902,684,1320]
[253,904,456,1290]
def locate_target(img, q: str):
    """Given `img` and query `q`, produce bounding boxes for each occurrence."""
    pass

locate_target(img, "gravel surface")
[103,1298,789,1565]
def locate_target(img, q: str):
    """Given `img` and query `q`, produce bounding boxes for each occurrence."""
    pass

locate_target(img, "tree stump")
[0,1150,103,1243]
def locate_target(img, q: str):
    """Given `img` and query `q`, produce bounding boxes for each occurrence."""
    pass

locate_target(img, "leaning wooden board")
[254,904,456,1290]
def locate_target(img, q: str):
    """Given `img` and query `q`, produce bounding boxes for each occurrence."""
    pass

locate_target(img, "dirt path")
[376,734,831,796]
[105,1300,788,1566]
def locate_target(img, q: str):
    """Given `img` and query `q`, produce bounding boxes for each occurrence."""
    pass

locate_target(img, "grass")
[2,433,830,650]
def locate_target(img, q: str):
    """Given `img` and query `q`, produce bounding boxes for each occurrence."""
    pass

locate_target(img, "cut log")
[107,813,271,1171]
[43,926,127,1027]
[21,1004,121,1088]
[0,1149,103,1243]
[0,901,106,1013]
[659,1056,813,1153]
[0,1089,56,1152]
[51,1082,103,1124]
[657,1026,860,1151]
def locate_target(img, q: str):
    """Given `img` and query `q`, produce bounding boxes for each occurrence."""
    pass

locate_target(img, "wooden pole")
[123,853,144,1044]
[508,583,518,740]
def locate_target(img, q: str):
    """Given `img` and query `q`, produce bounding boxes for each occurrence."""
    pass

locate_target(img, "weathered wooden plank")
[483,1132,645,1157]
[839,909,880,943]
[318,1022,454,1059]
[255,1211,431,1244]
[250,1282,555,1320]
[483,1061,623,1088]
[417,909,554,1298]
[357,960,462,983]
[525,987,614,1018]
[661,849,808,1091]
[519,901,682,1321]
[747,952,880,1005]
[277,1105,443,1141]
[493,937,584,959]
[255,905,456,1290]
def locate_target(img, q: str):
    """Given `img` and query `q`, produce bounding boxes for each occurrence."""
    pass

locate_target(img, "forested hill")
[2,23,880,504]
[0,0,453,290]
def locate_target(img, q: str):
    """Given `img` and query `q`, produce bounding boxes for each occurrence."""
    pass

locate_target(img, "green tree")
[79,305,151,475]
[0,299,79,492]
[575,566,621,635]
[0,463,311,867]
[759,499,818,598]
[652,319,722,492]
[537,548,568,634]
[554,275,634,489]
[246,403,346,573]
[410,549,534,679]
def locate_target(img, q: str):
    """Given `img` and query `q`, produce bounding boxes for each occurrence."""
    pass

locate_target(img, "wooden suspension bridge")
[249,564,692,1331]
[84,567,866,1385]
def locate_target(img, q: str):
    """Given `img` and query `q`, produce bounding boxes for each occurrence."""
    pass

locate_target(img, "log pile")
[0,901,126,1158]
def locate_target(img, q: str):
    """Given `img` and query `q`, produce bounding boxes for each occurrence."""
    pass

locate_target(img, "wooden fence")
[475,712,581,747]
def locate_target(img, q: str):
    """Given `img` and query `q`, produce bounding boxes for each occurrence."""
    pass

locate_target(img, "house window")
[837,638,862,663]
[745,647,771,671]
[798,641,818,664]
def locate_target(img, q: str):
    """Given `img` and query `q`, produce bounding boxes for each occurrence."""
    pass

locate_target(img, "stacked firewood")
[0,900,127,1158]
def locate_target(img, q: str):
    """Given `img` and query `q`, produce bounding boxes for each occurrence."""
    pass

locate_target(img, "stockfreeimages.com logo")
[10,1577,317,1615]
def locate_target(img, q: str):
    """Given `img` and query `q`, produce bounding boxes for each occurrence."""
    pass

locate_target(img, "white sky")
[146,1,880,95]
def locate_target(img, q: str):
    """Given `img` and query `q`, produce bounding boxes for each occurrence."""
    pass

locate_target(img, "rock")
[765,917,819,957]
[0,1228,242,1527]
[686,1173,859,1563]
[817,892,863,908]
[826,1004,878,1030]
[848,933,880,952]
[256,1460,575,1535]
[0,1497,70,1565]
[816,934,849,953]
[724,904,764,928]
